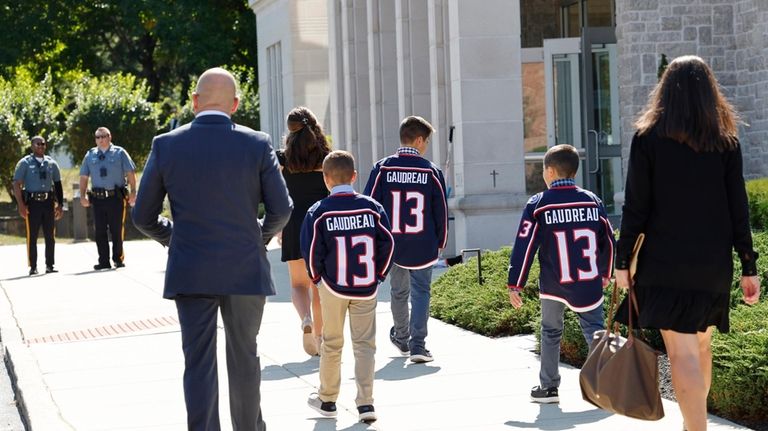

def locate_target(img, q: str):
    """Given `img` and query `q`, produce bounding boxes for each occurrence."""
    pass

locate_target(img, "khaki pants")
[318,282,377,406]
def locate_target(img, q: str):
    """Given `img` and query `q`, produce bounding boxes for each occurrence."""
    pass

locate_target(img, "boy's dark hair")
[323,150,356,185]
[399,116,434,145]
[543,145,580,178]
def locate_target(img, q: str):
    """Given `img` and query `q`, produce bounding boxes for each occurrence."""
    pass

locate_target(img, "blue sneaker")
[409,347,433,363]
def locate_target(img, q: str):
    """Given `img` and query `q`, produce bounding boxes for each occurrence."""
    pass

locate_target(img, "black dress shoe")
[114,262,125,268]
[45,266,58,273]
[93,263,111,270]
[29,268,38,275]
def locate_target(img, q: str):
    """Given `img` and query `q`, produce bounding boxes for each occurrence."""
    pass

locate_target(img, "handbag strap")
[605,282,621,334]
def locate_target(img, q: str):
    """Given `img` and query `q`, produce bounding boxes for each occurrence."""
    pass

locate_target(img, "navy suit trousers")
[175,294,267,431]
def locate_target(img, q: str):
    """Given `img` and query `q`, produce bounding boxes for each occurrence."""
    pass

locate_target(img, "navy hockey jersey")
[507,184,615,312]
[300,188,395,299]
[363,148,448,269]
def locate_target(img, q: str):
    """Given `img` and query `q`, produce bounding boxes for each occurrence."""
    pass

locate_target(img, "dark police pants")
[175,294,267,431]
[92,194,126,266]
[25,197,55,269]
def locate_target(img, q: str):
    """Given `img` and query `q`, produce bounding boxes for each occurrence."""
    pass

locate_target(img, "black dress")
[614,131,757,334]
[276,150,329,262]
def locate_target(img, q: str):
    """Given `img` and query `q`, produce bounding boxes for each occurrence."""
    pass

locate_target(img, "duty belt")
[89,188,116,199]
[26,192,50,202]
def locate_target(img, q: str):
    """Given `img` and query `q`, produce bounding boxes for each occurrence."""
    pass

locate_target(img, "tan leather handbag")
[579,234,665,420]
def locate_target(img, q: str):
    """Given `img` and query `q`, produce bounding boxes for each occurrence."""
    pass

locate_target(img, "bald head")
[192,68,239,115]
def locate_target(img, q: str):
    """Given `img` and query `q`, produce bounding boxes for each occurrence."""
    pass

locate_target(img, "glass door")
[544,30,622,217]
[582,27,622,217]
[544,38,585,187]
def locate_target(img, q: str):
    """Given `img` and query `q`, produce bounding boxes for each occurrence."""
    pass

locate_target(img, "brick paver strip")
[25,315,180,344]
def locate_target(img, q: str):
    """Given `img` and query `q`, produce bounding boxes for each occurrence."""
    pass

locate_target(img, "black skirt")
[614,283,731,334]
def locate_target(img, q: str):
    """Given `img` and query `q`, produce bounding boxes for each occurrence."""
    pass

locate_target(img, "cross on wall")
[490,169,499,188]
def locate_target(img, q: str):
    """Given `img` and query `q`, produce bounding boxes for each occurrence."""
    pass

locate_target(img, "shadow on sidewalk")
[374,357,441,380]
[263,357,320,381]
[309,418,377,430]
[504,404,611,429]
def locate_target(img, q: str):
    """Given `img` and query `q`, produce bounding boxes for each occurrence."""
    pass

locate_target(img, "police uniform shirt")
[79,144,136,189]
[14,155,61,192]
[506,179,616,312]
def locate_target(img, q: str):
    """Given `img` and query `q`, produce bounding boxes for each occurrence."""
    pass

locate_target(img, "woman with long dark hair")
[614,55,761,431]
[277,106,331,356]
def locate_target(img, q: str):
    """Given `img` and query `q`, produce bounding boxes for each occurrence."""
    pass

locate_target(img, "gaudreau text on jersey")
[543,207,600,225]
[386,171,429,184]
[325,213,376,231]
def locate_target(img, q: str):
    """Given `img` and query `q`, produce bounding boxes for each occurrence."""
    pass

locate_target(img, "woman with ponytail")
[276,106,332,356]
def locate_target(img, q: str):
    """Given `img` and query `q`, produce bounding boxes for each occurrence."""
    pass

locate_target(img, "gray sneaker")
[409,347,433,363]
[389,326,409,356]
[307,393,337,417]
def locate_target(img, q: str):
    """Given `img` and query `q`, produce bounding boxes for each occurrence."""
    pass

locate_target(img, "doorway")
[543,21,622,217]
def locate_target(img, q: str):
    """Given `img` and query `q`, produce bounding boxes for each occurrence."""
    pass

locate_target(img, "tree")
[0,0,259,104]
[0,92,25,200]
[174,66,260,131]
[0,70,63,200]
[65,73,159,168]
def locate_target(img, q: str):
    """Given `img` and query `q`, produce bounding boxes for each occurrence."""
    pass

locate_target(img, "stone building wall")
[616,0,768,178]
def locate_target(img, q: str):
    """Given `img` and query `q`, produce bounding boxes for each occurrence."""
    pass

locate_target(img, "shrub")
[747,178,768,231]
[65,73,159,168]
[709,301,768,426]
[0,70,62,199]
[431,247,540,336]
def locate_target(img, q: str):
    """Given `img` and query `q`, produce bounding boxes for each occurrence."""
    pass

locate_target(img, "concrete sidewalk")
[0,240,752,430]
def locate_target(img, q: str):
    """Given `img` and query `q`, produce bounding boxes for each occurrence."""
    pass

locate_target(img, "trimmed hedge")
[431,230,768,423]
[747,178,768,231]
[709,301,768,427]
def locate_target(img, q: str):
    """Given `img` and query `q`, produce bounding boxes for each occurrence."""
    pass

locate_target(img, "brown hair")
[544,144,580,178]
[284,106,331,172]
[322,150,356,185]
[635,55,739,152]
[399,115,434,145]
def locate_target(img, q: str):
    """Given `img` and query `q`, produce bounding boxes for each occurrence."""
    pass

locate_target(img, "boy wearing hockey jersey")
[507,144,615,403]
[363,116,448,363]
[301,150,394,422]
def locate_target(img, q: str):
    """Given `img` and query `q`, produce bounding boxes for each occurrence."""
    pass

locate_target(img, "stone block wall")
[617,0,768,179]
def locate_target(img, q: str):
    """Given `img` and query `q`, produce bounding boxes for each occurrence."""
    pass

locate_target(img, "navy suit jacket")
[132,114,293,298]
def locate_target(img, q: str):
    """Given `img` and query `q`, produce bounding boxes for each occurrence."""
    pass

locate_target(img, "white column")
[367,0,400,161]
[428,0,451,181]
[328,0,346,146]
[447,0,527,251]
[396,0,431,120]
[428,0,454,254]
[340,0,373,187]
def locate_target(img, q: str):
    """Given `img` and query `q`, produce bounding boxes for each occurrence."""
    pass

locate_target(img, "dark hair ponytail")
[284,106,331,172]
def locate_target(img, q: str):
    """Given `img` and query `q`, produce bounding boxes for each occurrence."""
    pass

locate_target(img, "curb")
[0,286,74,431]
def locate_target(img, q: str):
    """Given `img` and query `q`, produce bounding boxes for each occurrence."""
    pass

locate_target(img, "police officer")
[79,127,137,270]
[13,136,64,275]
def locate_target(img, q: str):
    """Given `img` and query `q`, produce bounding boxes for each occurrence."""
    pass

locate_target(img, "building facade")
[250,0,768,254]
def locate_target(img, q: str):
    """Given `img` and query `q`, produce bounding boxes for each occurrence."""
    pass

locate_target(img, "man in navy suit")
[133,67,292,430]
